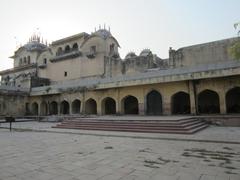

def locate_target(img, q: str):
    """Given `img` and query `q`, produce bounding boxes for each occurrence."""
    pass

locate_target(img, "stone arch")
[72,43,78,51]
[65,45,71,53]
[198,89,220,114]
[85,98,97,114]
[72,99,81,114]
[27,56,31,64]
[102,97,116,115]
[31,102,39,115]
[122,95,139,115]
[226,87,240,113]
[146,90,162,115]
[171,91,190,114]
[57,47,63,55]
[60,100,70,114]
[40,101,48,116]
[49,101,58,115]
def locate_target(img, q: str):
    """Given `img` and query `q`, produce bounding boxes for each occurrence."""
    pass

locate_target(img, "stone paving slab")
[1,121,240,144]
[0,126,240,180]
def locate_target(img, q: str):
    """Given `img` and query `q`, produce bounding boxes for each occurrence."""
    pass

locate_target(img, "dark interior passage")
[146,90,162,115]
[226,87,240,113]
[103,97,116,115]
[124,96,139,114]
[72,99,81,114]
[198,90,220,114]
[172,92,190,114]
[60,101,70,114]
[49,101,58,115]
[31,102,38,115]
[40,101,48,115]
[85,98,97,114]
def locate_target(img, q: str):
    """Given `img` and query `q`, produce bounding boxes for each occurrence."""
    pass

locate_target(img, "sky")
[0,0,239,71]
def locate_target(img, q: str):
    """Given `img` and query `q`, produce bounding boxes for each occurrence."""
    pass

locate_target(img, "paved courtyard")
[0,122,240,180]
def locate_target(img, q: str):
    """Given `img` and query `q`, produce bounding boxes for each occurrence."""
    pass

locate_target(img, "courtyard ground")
[0,121,240,180]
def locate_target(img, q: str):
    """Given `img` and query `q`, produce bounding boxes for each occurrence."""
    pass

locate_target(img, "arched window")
[198,89,220,114]
[27,56,31,64]
[24,57,27,64]
[57,47,63,56]
[19,58,22,65]
[65,45,71,53]
[72,43,78,51]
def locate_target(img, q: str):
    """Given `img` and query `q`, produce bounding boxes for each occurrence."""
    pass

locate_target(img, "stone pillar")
[219,91,226,114]
[58,103,61,115]
[138,103,145,115]
[97,101,101,115]
[115,99,120,115]
[189,81,197,115]
[162,96,171,115]
[69,102,72,115]
[116,89,122,115]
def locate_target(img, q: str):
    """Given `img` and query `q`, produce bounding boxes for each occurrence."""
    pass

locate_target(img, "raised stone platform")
[53,116,209,134]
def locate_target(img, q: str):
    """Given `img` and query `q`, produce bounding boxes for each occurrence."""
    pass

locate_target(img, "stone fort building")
[0,28,240,117]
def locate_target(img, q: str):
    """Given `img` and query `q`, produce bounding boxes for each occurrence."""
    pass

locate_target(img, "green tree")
[229,22,240,60]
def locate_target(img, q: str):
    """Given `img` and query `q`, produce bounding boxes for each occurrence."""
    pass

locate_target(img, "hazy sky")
[0,0,239,71]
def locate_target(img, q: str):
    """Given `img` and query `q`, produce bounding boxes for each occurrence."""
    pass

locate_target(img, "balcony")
[86,51,96,59]
[50,50,82,63]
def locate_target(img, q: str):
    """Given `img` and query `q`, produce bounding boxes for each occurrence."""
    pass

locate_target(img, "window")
[19,58,22,65]
[44,58,47,64]
[27,56,31,64]
[110,44,115,54]
[57,47,63,56]
[24,57,27,64]
[72,43,78,51]
[65,45,70,53]
[64,71,68,77]
[90,46,96,54]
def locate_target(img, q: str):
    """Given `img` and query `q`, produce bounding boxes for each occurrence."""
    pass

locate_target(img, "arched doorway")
[102,97,116,115]
[198,90,220,114]
[60,100,70,114]
[49,101,58,115]
[226,87,240,113]
[72,99,81,114]
[146,90,162,115]
[40,101,48,115]
[85,98,97,114]
[172,91,190,114]
[31,102,39,115]
[122,95,138,114]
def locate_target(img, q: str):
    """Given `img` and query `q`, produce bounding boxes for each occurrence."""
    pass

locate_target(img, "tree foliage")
[229,22,240,60]
[229,41,240,60]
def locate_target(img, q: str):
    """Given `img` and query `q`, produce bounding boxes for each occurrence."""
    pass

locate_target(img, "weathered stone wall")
[0,93,28,116]
[169,37,240,68]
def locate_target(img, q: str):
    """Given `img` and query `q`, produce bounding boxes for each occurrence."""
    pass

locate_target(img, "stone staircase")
[52,117,209,134]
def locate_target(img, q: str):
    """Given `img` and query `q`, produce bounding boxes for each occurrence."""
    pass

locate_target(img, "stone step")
[53,124,209,134]
[62,118,199,125]
[58,120,204,128]
[53,117,209,134]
